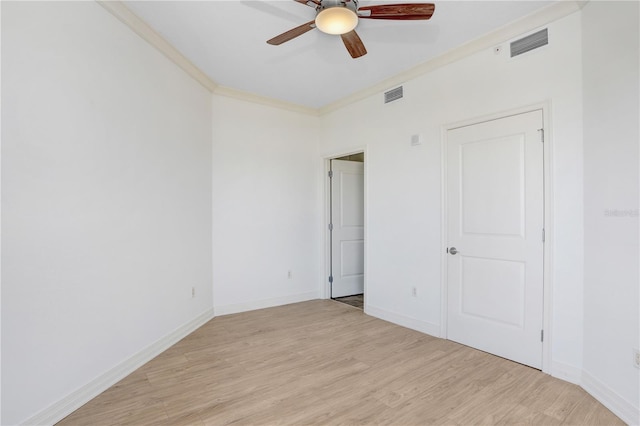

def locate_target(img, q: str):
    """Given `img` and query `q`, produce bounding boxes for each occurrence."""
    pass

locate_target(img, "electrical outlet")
[634,349,640,369]
[191,287,195,298]
[412,287,417,297]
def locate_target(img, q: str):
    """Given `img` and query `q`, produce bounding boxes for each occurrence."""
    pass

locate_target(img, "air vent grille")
[510,29,548,57]
[384,86,403,104]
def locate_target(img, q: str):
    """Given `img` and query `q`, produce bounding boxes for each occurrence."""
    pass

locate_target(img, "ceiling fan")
[266,0,435,59]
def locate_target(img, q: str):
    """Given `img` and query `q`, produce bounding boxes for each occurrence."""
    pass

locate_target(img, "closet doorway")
[328,153,364,309]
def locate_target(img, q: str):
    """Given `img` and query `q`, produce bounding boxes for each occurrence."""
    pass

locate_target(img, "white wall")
[320,12,585,376]
[211,95,322,314]
[1,2,213,424]
[582,1,639,423]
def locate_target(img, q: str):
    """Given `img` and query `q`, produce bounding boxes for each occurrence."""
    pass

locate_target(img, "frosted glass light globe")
[315,7,358,35]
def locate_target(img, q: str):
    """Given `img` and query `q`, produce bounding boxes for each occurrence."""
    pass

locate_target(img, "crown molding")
[97,0,218,92]
[318,1,583,115]
[97,0,583,117]
[96,1,320,115]
[576,1,590,10]
[214,86,320,116]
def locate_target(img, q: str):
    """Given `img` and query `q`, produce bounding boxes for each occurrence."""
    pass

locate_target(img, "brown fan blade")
[267,20,316,45]
[341,30,367,58]
[358,3,435,20]
[294,0,320,7]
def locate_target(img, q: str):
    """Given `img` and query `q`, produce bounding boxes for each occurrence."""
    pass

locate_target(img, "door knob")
[449,247,458,255]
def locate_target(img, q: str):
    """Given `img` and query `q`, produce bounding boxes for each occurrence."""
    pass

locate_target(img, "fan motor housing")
[318,0,359,13]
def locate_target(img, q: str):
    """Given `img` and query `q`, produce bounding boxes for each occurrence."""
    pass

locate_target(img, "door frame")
[440,102,553,374]
[323,148,368,306]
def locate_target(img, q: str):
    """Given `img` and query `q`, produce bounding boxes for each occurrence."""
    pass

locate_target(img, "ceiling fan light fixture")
[315,6,358,35]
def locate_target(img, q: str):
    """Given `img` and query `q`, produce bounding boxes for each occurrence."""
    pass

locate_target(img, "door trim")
[322,148,368,306]
[440,102,553,374]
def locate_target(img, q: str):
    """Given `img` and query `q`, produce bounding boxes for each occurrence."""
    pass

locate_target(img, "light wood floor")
[58,300,623,425]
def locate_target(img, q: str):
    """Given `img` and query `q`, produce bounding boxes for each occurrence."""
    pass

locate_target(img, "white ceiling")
[124,0,555,108]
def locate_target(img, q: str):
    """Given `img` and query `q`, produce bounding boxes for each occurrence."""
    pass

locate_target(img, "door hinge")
[541,329,544,342]
[329,223,333,231]
[329,275,333,283]
[542,228,545,243]
[538,128,545,143]
[328,170,333,178]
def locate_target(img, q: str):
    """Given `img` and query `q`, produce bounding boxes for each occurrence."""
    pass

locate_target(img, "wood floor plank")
[57,300,623,425]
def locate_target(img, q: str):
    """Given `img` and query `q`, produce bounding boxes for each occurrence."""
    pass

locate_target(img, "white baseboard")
[214,291,320,316]
[365,305,441,338]
[581,370,640,426]
[21,309,215,426]
[550,360,582,384]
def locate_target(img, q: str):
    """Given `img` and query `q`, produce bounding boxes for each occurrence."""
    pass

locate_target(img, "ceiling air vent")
[510,28,548,58]
[384,86,403,104]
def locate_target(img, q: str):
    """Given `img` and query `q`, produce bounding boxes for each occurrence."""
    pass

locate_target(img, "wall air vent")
[384,86,403,104]
[510,28,548,58]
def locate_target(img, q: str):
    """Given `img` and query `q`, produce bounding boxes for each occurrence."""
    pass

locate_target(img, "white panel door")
[331,160,364,298]
[447,110,544,369]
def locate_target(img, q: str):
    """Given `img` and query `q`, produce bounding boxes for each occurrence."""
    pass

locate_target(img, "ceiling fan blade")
[294,0,320,6]
[341,30,367,58]
[358,3,435,20]
[267,20,316,45]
